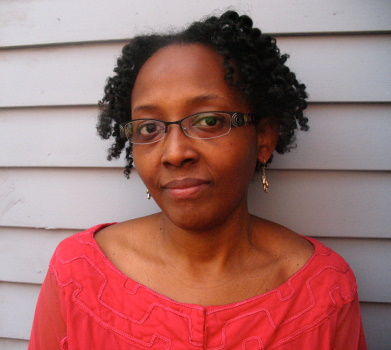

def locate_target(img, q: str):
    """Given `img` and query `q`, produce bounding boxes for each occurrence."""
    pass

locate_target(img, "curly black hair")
[97,11,308,178]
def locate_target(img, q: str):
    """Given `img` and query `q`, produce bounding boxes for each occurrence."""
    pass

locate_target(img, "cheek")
[212,139,258,184]
[228,136,259,167]
[132,147,158,182]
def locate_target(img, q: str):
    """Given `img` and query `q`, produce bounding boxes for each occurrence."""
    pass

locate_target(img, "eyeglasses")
[120,111,254,144]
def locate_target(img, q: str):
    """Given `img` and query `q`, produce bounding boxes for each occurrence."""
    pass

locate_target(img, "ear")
[256,119,279,164]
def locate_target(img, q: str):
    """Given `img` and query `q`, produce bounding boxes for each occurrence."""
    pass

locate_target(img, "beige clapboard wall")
[1,0,391,349]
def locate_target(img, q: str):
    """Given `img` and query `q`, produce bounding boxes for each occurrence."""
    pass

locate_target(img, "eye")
[199,116,218,126]
[191,113,226,128]
[137,121,161,135]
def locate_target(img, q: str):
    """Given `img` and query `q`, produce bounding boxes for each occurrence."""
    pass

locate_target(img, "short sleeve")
[28,269,68,350]
[331,295,367,350]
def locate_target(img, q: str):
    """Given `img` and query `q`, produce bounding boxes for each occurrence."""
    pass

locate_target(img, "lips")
[163,178,209,189]
[162,178,210,199]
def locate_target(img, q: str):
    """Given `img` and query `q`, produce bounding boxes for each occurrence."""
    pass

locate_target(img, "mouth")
[162,178,210,199]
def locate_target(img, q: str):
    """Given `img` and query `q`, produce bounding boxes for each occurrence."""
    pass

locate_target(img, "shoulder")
[252,218,315,278]
[252,218,357,301]
[53,223,114,255]
[294,236,358,306]
[49,222,116,275]
[305,236,354,277]
[307,236,357,281]
[91,214,164,280]
[256,223,359,312]
[94,213,161,258]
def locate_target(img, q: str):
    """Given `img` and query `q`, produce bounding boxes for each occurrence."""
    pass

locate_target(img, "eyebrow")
[189,94,221,105]
[133,94,222,113]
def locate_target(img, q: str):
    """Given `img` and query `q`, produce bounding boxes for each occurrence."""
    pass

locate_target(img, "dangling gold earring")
[146,189,151,200]
[262,163,269,193]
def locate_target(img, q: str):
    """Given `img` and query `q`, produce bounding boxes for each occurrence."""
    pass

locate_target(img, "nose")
[160,124,198,167]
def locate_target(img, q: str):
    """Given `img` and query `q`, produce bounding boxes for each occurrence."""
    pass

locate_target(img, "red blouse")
[29,223,367,349]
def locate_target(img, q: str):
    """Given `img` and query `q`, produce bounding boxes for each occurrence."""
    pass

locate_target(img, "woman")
[29,11,366,349]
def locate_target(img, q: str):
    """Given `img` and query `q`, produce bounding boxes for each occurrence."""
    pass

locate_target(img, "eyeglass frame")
[119,111,255,144]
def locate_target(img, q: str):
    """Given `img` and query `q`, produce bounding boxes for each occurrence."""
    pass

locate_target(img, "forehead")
[136,44,225,84]
[131,44,245,111]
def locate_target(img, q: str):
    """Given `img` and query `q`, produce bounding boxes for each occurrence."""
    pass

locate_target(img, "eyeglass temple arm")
[231,113,254,127]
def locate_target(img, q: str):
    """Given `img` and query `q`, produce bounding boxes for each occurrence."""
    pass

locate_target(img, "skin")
[95,44,313,306]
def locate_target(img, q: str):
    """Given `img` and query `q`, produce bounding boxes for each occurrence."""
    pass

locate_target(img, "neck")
[158,207,257,273]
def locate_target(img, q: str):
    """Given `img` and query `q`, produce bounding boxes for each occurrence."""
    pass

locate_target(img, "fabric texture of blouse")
[29,223,367,349]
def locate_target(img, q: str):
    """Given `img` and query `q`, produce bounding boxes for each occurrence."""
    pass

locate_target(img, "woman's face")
[131,44,272,231]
